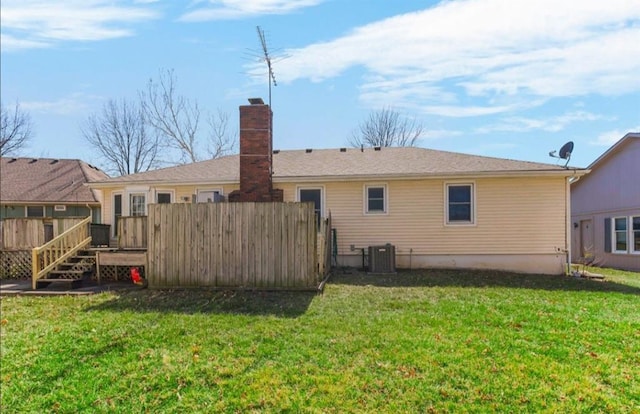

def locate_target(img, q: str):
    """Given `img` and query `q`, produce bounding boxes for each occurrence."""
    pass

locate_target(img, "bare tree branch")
[349,107,423,148]
[1,101,33,156]
[207,109,237,159]
[140,69,201,163]
[82,99,160,176]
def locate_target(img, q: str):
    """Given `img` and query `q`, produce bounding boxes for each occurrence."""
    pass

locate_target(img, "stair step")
[59,262,92,267]
[36,278,84,289]
[50,270,86,275]
[39,278,85,282]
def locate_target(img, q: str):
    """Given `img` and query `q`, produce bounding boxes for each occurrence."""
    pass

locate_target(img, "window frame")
[196,188,223,203]
[156,190,174,204]
[112,192,122,237]
[129,193,147,217]
[444,182,476,226]
[631,216,640,255]
[296,186,325,222]
[25,205,45,217]
[363,184,388,215]
[612,216,628,254]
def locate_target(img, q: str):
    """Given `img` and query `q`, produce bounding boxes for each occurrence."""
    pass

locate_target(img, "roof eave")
[86,178,239,189]
[274,169,588,183]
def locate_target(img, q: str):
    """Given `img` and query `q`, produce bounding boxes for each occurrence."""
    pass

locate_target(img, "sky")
[1,0,639,173]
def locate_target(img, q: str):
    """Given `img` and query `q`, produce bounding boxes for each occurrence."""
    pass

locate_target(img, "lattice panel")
[0,250,31,279]
[99,265,145,282]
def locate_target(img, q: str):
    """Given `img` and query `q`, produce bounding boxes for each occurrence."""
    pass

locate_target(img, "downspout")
[565,174,575,275]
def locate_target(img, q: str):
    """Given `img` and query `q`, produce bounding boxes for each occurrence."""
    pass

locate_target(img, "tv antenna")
[548,141,574,168]
[256,26,277,107]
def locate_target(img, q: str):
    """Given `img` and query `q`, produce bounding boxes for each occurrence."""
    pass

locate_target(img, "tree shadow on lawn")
[330,268,640,295]
[86,288,317,318]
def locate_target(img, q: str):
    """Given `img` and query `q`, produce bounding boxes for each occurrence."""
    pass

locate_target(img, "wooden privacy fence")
[146,202,319,289]
[118,216,147,249]
[1,217,86,250]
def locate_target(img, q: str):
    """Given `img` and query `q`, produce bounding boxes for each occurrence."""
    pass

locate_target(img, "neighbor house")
[0,157,108,222]
[88,99,588,275]
[571,132,640,271]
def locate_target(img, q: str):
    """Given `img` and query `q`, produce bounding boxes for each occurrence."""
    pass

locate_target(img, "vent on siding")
[368,244,396,273]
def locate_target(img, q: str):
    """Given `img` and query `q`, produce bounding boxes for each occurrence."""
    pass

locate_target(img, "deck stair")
[36,250,97,289]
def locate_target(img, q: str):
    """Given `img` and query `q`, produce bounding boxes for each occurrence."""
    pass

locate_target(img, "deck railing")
[32,216,92,289]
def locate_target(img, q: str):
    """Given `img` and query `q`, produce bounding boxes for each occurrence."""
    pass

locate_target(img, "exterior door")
[299,188,322,226]
[580,219,594,258]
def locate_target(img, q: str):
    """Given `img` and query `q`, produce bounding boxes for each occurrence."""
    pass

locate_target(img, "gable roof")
[90,146,585,187]
[0,157,109,203]
[585,132,640,170]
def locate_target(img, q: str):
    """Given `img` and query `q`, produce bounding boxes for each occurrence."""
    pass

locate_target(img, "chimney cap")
[248,97,265,105]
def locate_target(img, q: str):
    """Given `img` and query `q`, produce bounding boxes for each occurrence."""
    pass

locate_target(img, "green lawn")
[1,268,639,413]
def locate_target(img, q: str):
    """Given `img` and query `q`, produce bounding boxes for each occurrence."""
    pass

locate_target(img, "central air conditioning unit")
[368,244,396,273]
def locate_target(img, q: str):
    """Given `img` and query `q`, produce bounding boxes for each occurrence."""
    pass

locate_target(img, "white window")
[445,183,474,225]
[365,185,387,214]
[26,205,45,217]
[196,189,222,203]
[130,193,146,216]
[632,216,640,254]
[613,217,628,253]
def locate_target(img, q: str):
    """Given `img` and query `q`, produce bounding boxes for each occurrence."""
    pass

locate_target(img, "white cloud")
[0,0,160,51]
[180,0,323,21]
[0,34,49,52]
[477,111,605,133]
[21,93,103,115]
[273,0,640,116]
[590,127,640,146]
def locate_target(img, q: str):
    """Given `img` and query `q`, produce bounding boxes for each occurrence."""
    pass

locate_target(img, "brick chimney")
[228,98,283,202]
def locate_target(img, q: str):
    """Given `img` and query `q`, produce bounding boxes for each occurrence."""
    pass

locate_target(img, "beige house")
[88,100,588,275]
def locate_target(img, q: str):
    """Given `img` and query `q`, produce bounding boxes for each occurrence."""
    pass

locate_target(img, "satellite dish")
[559,141,574,159]
[548,141,574,168]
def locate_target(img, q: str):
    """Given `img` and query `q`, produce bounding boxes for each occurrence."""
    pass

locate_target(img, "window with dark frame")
[26,205,45,217]
[366,186,385,213]
[113,194,122,237]
[447,184,473,224]
[632,216,640,253]
[157,192,172,204]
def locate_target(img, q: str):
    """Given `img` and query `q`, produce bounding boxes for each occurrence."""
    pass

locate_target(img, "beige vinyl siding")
[279,176,566,257]
[99,176,566,259]
[99,184,239,227]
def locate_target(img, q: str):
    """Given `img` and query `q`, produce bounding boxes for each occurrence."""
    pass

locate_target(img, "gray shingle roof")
[0,157,109,203]
[91,146,582,186]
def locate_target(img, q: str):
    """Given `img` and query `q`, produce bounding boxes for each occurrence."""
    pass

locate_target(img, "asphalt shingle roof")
[92,146,581,186]
[0,157,109,203]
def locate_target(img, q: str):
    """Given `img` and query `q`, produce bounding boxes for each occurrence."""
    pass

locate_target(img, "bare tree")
[349,107,423,148]
[140,69,237,164]
[1,101,33,156]
[140,69,201,163]
[82,99,160,176]
[207,109,237,159]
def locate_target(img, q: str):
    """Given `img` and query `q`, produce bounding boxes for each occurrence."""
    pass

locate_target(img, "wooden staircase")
[32,216,93,290]
[35,250,96,289]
